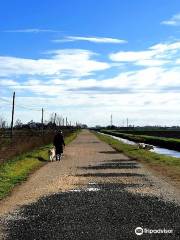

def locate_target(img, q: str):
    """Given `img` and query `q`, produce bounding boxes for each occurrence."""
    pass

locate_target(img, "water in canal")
[100,133,180,158]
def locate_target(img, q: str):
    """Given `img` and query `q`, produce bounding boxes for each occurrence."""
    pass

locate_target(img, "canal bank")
[100,130,180,152]
[95,132,180,190]
[100,132,180,158]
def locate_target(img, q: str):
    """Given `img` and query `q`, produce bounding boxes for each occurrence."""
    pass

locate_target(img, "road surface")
[0,130,180,239]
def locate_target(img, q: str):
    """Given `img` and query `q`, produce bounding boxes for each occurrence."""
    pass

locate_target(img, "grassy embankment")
[0,129,74,164]
[110,129,180,139]
[0,130,79,200]
[101,129,180,151]
[96,132,180,186]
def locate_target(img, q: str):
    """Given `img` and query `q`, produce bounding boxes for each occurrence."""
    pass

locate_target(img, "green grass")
[65,130,80,145]
[95,132,180,169]
[0,130,79,200]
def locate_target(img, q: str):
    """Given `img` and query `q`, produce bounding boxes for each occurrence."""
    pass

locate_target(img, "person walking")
[53,130,65,161]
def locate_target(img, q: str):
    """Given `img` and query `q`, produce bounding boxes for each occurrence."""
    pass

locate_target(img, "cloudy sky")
[0,0,180,126]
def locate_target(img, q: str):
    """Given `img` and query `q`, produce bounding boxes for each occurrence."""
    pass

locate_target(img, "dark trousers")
[55,146,63,160]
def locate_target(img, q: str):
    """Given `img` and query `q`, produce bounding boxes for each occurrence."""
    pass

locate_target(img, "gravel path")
[0,130,180,239]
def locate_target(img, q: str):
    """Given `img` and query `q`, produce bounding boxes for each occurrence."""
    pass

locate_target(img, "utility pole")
[127,118,129,128]
[54,113,57,125]
[10,92,15,138]
[66,117,68,126]
[110,114,113,126]
[41,108,44,135]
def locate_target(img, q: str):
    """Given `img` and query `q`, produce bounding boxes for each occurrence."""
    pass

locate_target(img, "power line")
[0,97,12,103]
[0,97,42,111]
[15,104,42,112]
[0,102,12,108]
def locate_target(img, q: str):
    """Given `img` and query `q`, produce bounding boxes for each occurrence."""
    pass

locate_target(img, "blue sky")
[0,0,180,126]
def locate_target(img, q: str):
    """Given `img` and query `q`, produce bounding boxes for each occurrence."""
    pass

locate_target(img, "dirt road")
[0,130,180,239]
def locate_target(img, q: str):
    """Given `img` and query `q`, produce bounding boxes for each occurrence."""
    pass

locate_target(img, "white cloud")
[2,42,180,104]
[150,42,180,52]
[109,41,180,67]
[2,86,180,126]
[0,49,110,77]
[110,50,166,67]
[0,79,19,86]
[53,36,127,44]
[161,13,180,26]
[110,50,155,62]
[3,28,59,33]
[8,65,180,97]
[2,41,180,126]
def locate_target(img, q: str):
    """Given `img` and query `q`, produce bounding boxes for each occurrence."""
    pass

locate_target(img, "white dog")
[48,148,56,161]
[137,143,154,150]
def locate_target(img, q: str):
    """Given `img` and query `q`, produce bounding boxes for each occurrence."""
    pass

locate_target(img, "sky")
[0,0,180,127]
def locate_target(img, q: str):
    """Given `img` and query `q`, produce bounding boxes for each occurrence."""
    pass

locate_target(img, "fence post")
[10,92,15,138]
[54,113,57,129]
[41,108,44,135]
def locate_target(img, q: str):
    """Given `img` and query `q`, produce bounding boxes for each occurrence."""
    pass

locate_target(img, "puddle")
[69,189,81,192]
[86,187,100,192]
[88,182,97,185]
[69,182,100,192]
[69,187,100,192]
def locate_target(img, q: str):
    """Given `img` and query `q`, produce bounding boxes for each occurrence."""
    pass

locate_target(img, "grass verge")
[0,130,79,200]
[95,132,180,186]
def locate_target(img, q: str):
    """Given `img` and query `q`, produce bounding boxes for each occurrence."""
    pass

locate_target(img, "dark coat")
[53,133,65,154]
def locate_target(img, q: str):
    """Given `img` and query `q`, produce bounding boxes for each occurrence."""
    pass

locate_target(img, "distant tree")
[0,116,6,129]
[27,120,37,129]
[56,114,63,126]
[14,119,23,128]
[49,113,56,124]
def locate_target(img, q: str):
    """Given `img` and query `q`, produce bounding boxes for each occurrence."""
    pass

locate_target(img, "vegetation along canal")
[99,132,180,158]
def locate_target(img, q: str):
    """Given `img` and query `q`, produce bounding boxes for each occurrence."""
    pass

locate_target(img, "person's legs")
[55,146,63,161]
[55,148,59,161]
[58,146,63,161]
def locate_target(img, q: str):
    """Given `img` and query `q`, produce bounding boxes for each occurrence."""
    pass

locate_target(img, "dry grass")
[0,129,74,164]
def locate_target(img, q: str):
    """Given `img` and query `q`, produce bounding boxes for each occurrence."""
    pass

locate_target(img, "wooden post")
[66,117,68,126]
[54,113,57,125]
[41,108,44,135]
[10,92,15,138]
